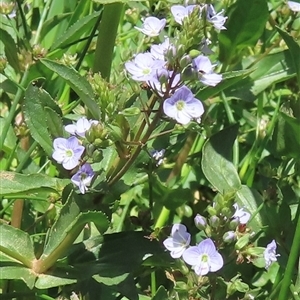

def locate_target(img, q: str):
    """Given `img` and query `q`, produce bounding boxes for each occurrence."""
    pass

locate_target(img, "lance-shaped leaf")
[0,224,35,267]
[0,171,69,196]
[276,26,300,87]
[202,124,241,194]
[40,59,101,119]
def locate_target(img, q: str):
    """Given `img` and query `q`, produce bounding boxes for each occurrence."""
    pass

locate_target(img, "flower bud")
[179,54,192,69]
[0,0,15,15]
[223,231,237,244]
[207,205,217,216]
[229,218,239,230]
[209,215,220,228]
[188,49,201,59]
[194,214,207,230]
[235,234,250,250]
[221,207,232,219]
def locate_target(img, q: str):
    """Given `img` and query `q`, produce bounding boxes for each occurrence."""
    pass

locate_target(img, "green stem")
[151,271,156,297]
[93,3,124,80]
[0,69,29,152]
[15,141,38,173]
[221,92,239,167]
[154,206,170,228]
[278,203,300,300]
[33,0,52,45]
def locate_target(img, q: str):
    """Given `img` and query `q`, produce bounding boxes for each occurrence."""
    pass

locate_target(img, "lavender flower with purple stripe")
[71,163,95,194]
[163,86,204,125]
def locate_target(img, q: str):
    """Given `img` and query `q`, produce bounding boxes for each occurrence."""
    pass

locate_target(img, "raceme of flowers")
[52,117,97,194]
[126,4,225,125]
[164,223,281,276]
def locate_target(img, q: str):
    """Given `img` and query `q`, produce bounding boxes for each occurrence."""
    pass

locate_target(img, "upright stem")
[0,69,29,152]
[278,203,300,300]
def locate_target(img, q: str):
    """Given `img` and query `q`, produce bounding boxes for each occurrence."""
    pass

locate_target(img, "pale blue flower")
[163,86,204,125]
[192,55,222,86]
[163,224,191,258]
[287,1,300,12]
[171,5,200,25]
[206,4,227,30]
[65,117,98,137]
[52,137,84,170]
[233,203,251,225]
[150,37,172,60]
[149,70,181,97]
[135,16,166,37]
[125,53,165,82]
[182,238,223,276]
[264,240,280,269]
[71,163,95,194]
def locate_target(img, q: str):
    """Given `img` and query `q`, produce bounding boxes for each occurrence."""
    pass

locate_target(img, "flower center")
[175,100,185,111]
[65,149,73,157]
[80,172,87,181]
[142,68,151,75]
[200,253,209,263]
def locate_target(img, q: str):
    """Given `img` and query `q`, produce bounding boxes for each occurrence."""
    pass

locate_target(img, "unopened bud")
[235,234,250,250]
[194,214,207,230]
[209,215,220,228]
[223,231,236,244]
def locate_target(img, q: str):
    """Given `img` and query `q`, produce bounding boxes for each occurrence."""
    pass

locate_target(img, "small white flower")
[163,224,191,258]
[264,240,280,269]
[287,1,300,12]
[135,16,166,37]
[65,117,98,137]
[150,37,172,60]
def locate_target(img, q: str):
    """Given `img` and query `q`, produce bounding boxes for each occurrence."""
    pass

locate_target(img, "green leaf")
[0,28,19,72]
[271,111,300,159]
[0,117,17,154]
[152,286,169,300]
[0,224,35,267]
[40,59,101,119]
[41,193,109,258]
[202,124,241,194]
[225,51,296,99]
[45,107,64,138]
[93,0,146,3]
[0,171,68,196]
[196,69,254,100]
[51,11,101,50]
[0,263,36,289]
[276,26,300,87]
[35,268,77,289]
[40,13,72,40]
[24,85,55,155]
[219,0,269,64]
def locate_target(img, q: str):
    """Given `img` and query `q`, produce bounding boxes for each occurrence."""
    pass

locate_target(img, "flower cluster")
[163,203,280,276]
[163,224,224,276]
[52,117,97,194]
[125,4,225,125]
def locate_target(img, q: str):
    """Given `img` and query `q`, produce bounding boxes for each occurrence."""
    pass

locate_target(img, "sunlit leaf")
[40,59,101,119]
